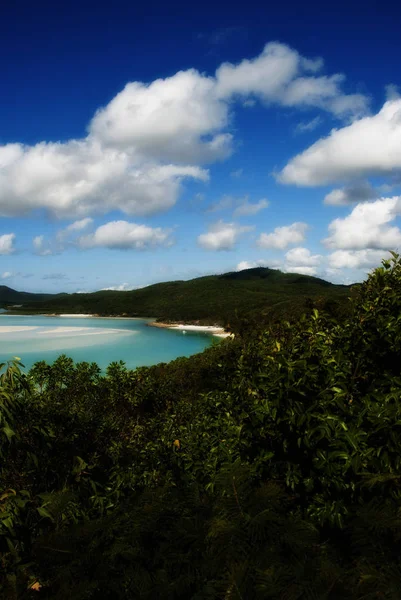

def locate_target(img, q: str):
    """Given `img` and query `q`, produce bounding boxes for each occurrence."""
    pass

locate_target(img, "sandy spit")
[58,314,94,318]
[148,322,233,338]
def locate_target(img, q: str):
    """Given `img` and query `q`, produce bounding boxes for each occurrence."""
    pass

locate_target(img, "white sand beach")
[59,314,94,317]
[149,322,233,338]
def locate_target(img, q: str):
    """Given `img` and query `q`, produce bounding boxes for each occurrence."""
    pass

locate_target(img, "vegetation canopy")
[1,255,401,598]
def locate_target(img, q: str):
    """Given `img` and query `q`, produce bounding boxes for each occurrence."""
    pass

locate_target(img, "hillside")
[0,285,61,305]
[11,267,354,326]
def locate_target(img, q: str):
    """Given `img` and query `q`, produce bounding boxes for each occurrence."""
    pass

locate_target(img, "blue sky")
[1,0,401,292]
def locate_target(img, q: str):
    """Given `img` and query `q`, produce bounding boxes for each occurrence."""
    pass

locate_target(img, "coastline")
[148,321,233,338]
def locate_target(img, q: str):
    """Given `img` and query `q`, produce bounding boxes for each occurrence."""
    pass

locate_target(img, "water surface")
[0,315,214,371]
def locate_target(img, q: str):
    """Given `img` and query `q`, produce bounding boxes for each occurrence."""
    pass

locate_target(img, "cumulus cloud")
[287,265,319,276]
[236,259,274,271]
[90,70,233,164]
[233,198,269,217]
[324,197,401,250]
[257,222,309,250]
[198,221,253,251]
[285,246,322,266]
[0,140,208,218]
[2,271,12,279]
[79,220,173,250]
[284,246,322,275]
[279,98,401,186]
[215,42,368,117]
[236,249,322,276]
[328,249,390,269]
[0,233,15,255]
[324,181,377,206]
[0,42,368,219]
[101,282,132,291]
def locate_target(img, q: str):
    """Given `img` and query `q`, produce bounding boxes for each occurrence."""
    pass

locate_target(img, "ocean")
[0,315,214,372]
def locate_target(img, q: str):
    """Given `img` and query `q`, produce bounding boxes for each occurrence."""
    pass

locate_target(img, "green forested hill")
[13,267,353,325]
[0,285,61,305]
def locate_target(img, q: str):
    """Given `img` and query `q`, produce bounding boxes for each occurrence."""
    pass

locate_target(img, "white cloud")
[2,271,12,279]
[233,198,269,217]
[324,197,401,250]
[206,195,269,216]
[236,249,322,276]
[279,98,401,186]
[215,42,368,118]
[0,42,369,219]
[0,140,208,218]
[56,218,94,244]
[294,116,323,134]
[101,282,132,291]
[324,181,377,206]
[90,70,233,164]
[283,246,322,275]
[65,217,93,233]
[285,246,322,266]
[236,259,273,271]
[32,235,52,256]
[79,220,173,250]
[286,265,318,276]
[230,168,243,178]
[0,233,15,255]
[328,249,389,269]
[198,221,253,251]
[257,222,309,250]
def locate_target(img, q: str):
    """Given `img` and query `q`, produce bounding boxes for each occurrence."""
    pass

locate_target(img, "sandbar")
[148,322,233,338]
[59,314,94,318]
[0,326,39,333]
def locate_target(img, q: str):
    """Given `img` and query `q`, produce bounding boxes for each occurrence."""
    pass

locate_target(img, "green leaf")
[1,425,15,441]
[37,506,54,521]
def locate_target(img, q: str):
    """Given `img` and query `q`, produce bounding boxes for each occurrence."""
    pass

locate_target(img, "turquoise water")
[0,315,214,372]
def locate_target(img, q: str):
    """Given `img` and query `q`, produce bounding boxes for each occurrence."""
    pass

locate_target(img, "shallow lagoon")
[0,315,214,371]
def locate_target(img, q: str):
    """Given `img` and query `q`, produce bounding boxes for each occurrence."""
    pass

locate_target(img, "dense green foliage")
[8,267,352,327]
[2,256,401,598]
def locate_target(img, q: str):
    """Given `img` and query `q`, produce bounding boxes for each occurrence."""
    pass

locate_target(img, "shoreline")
[148,321,233,338]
